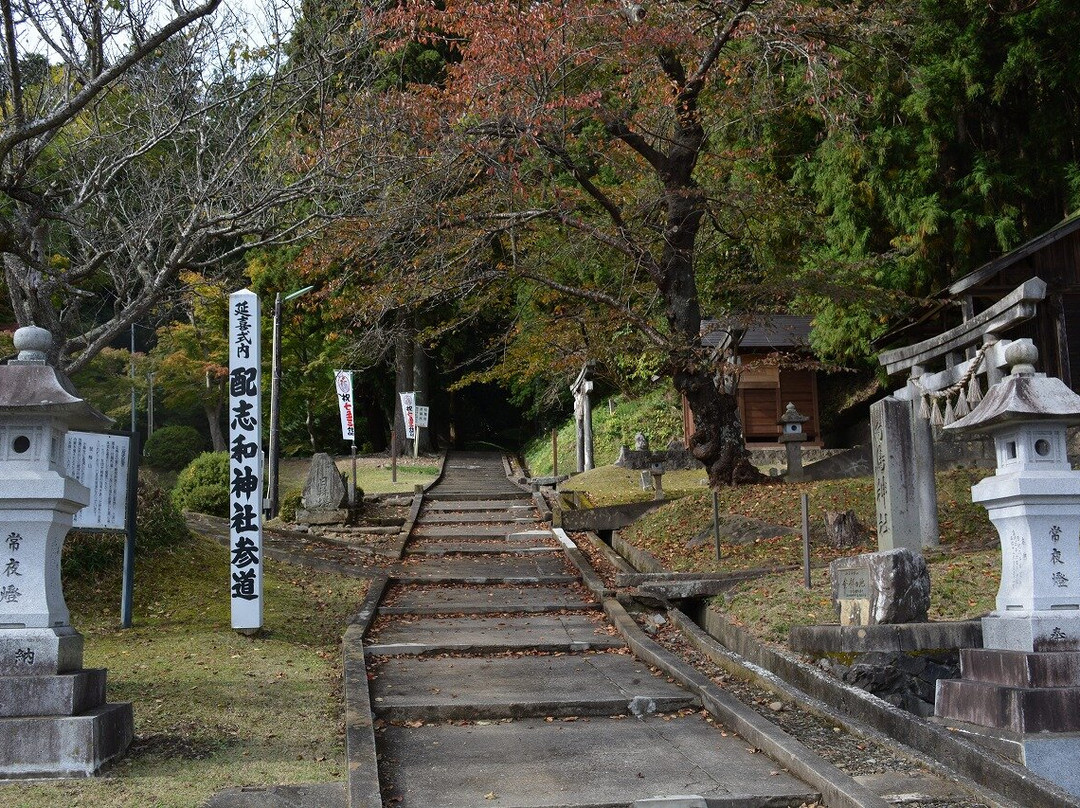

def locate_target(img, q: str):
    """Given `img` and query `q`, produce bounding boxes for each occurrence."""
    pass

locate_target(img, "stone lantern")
[778,402,809,481]
[0,326,132,777]
[935,339,1080,796]
[943,339,1080,651]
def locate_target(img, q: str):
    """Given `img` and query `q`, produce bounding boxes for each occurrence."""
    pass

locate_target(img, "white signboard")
[334,370,355,441]
[399,391,416,439]
[228,289,263,630]
[65,431,130,530]
[414,406,430,428]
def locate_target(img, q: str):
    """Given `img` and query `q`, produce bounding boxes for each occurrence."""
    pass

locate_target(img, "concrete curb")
[602,597,891,808]
[553,527,611,598]
[612,530,667,573]
[691,606,1080,808]
[343,575,388,808]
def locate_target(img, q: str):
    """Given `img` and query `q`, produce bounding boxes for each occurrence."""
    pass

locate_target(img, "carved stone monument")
[935,340,1080,796]
[829,548,929,626]
[870,397,930,552]
[296,452,349,525]
[0,326,133,777]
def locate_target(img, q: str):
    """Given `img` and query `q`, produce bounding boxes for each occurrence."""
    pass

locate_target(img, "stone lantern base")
[0,627,132,778]
[936,646,1080,797]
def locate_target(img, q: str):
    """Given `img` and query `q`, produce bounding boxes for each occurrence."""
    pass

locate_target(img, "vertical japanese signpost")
[228,290,263,632]
[335,370,358,506]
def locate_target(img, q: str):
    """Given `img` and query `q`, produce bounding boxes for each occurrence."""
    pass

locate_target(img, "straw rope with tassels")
[910,343,989,426]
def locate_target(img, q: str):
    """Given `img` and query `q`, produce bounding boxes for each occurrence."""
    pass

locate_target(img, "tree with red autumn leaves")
[322,0,900,484]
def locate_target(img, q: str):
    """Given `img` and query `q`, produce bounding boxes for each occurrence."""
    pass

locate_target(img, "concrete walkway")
[210,451,975,808]
[359,452,832,808]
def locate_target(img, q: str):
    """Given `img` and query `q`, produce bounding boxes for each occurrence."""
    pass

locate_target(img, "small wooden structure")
[684,315,820,446]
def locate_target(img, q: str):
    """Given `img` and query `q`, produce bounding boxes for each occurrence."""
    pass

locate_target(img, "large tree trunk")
[205,400,226,452]
[675,365,763,486]
[412,340,433,454]
[392,313,415,455]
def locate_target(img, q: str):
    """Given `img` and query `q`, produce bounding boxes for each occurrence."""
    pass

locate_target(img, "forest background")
[1,0,1077,470]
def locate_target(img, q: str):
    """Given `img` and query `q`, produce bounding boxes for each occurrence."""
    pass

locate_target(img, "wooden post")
[391,429,398,483]
[552,428,558,477]
[712,489,721,562]
[801,493,811,588]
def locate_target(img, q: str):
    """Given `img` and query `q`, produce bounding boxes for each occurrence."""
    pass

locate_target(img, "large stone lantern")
[936,339,1080,796]
[0,326,132,777]
[944,339,1080,651]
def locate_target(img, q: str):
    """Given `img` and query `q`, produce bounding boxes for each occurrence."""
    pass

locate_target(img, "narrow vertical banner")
[335,370,355,441]
[228,289,263,631]
[399,391,416,440]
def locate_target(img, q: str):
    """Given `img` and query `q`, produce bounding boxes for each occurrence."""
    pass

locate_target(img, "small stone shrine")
[0,326,133,777]
[296,452,349,525]
[934,339,1080,796]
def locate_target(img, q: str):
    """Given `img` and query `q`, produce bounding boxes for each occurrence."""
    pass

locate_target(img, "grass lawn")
[589,465,1002,645]
[2,532,369,808]
[277,455,441,497]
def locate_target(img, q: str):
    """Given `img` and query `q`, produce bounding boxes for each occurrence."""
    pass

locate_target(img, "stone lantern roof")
[945,339,1080,433]
[778,402,809,427]
[0,327,111,431]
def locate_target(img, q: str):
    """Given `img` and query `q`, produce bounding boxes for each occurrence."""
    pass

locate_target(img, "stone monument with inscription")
[296,452,349,525]
[830,548,929,626]
[870,397,938,552]
[0,326,133,776]
[935,340,1080,796]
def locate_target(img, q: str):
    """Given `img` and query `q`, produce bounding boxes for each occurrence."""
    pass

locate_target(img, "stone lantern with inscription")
[936,339,1080,796]
[0,326,132,777]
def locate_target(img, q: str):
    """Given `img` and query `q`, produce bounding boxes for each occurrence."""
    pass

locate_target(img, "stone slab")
[406,541,559,556]
[203,783,347,808]
[0,627,83,676]
[0,668,105,717]
[294,508,349,526]
[412,524,540,537]
[377,714,818,807]
[0,701,133,778]
[424,500,534,511]
[366,615,625,655]
[960,647,1080,688]
[788,621,983,654]
[982,612,1080,652]
[935,677,1080,733]
[370,653,695,721]
[394,556,577,584]
[417,512,536,524]
[380,584,597,615]
[559,500,664,532]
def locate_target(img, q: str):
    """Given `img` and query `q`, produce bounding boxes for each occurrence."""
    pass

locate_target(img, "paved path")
[364,452,823,808]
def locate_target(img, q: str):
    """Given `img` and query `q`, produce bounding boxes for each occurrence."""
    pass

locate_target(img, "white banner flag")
[335,370,356,441]
[399,391,416,439]
[228,289,263,631]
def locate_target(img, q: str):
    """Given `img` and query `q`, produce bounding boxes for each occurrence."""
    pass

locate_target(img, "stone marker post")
[935,340,1080,797]
[870,397,933,552]
[0,327,133,777]
[570,364,595,473]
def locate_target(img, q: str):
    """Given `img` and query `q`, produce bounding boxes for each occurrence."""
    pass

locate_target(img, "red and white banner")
[335,370,355,441]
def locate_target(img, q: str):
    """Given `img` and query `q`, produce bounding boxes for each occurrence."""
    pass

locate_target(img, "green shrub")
[172,452,230,517]
[279,489,302,522]
[64,477,192,579]
[142,425,207,471]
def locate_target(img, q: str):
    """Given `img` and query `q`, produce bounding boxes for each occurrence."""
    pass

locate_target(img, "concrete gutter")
[602,596,891,808]
[559,529,887,808]
[343,575,389,808]
[688,605,1080,808]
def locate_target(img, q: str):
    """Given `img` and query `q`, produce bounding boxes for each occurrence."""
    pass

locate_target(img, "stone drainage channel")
[339,452,991,808]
